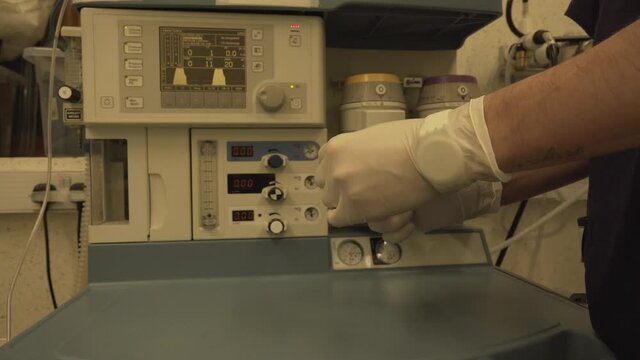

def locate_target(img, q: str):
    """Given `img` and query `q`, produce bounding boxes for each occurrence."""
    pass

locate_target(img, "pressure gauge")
[375,241,402,265]
[303,143,319,159]
[337,240,364,266]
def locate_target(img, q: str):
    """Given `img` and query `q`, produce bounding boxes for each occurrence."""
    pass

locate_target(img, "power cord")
[495,200,528,267]
[42,205,59,309]
[30,183,60,310]
[506,0,528,38]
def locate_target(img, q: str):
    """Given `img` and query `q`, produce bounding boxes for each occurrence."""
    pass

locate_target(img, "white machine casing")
[80,9,328,243]
[80,8,325,127]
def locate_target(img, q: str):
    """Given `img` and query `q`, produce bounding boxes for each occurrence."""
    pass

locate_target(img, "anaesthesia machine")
[0,2,616,359]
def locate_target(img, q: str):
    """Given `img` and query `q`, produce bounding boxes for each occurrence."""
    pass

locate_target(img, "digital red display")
[231,145,254,157]
[227,173,275,194]
[232,210,254,222]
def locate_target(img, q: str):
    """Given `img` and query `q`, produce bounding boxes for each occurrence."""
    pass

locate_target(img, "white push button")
[252,61,264,73]
[124,58,143,70]
[252,29,263,40]
[290,97,303,110]
[125,97,144,108]
[125,75,143,87]
[123,25,142,37]
[289,35,301,47]
[252,45,263,56]
[100,96,114,109]
[124,42,143,54]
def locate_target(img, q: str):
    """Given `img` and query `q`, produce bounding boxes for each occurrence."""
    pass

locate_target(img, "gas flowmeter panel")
[80,8,325,126]
[191,129,327,240]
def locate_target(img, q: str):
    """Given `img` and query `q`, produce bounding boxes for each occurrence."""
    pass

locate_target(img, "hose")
[490,184,588,254]
[506,0,527,38]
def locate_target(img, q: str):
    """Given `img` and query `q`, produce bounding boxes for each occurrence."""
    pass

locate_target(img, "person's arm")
[500,161,588,205]
[373,162,588,241]
[316,20,638,228]
[486,19,640,173]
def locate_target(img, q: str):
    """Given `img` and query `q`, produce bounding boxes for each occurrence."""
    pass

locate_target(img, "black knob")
[57,85,82,103]
[267,186,286,201]
[267,154,284,169]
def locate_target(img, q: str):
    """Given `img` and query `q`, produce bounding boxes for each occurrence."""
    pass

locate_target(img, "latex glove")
[316,96,510,227]
[369,181,503,243]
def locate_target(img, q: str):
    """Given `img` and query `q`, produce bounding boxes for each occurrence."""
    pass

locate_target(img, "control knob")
[262,185,287,202]
[257,85,286,112]
[266,218,287,235]
[57,85,82,103]
[262,153,288,169]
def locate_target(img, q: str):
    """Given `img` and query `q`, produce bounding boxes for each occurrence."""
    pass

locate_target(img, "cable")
[490,185,588,254]
[76,202,82,250]
[506,0,526,38]
[43,206,59,309]
[5,0,70,341]
[554,35,591,43]
[495,200,528,267]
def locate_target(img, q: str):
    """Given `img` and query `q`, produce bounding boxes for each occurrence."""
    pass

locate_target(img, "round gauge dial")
[337,240,364,266]
[375,241,402,265]
[304,175,317,190]
[303,143,319,160]
[304,207,320,221]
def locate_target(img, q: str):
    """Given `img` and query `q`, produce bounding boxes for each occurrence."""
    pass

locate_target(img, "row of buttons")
[251,30,265,75]
[123,25,144,106]
[161,92,246,109]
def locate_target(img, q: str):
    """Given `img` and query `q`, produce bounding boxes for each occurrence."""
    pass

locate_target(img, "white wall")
[0,0,590,344]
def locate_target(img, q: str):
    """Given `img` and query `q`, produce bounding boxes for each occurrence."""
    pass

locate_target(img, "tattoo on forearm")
[516,146,584,169]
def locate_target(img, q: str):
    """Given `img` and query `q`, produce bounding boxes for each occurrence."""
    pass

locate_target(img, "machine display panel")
[230,145,254,157]
[232,210,255,222]
[227,173,275,194]
[160,27,246,92]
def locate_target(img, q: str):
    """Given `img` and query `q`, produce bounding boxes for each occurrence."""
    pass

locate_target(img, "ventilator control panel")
[80,8,324,126]
[191,129,327,240]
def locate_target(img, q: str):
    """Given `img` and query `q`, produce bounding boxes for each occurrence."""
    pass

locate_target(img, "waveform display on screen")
[160,27,246,91]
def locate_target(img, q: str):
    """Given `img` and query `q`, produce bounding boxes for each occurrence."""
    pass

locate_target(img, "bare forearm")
[486,19,640,173]
[500,161,588,205]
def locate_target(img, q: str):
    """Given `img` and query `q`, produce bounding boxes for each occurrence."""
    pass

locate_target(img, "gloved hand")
[368,181,503,243]
[316,96,510,227]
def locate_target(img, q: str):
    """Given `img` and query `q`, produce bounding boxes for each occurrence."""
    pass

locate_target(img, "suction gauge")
[337,240,364,266]
[374,241,402,265]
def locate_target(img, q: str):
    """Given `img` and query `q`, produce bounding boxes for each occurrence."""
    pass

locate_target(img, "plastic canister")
[417,75,480,118]
[340,73,406,132]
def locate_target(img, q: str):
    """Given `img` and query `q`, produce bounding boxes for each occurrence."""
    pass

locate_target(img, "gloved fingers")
[327,200,366,227]
[368,211,414,233]
[314,156,327,189]
[318,143,328,163]
[322,180,340,209]
[382,221,417,244]
[318,133,347,163]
